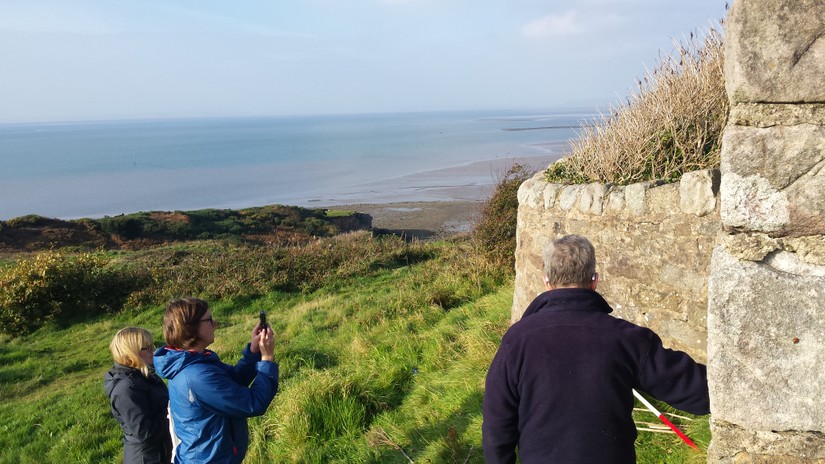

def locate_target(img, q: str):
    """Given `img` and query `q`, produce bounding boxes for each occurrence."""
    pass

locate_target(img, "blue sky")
[0,0,727,123]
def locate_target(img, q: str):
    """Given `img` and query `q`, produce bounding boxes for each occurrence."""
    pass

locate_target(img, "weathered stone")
[725,0,825,103]
[717,232,781,262]
[517,174,544,206]
[543,183,561,209]
[721,125,825,190]
[780,235,825,266]
[720,124,825,236]
[557,185,582,211]
[680,169,720,216]
[709,420,825,463]
[605,188,625,213]
[579,183,607,215]
[624,183,648,215]
[730,103,825,127]
[707,247,825,432]
[720,172,790,233]
[721,146,825,235]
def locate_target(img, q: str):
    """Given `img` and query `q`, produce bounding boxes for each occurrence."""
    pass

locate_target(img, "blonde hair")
[110,327,155,378]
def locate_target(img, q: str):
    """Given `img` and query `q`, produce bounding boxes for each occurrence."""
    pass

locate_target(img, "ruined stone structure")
[707,0,825,461]
[513,0,825,461]
[513,171,720,362]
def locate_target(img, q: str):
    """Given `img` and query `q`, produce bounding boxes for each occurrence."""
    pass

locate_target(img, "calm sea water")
[0,109,596,220]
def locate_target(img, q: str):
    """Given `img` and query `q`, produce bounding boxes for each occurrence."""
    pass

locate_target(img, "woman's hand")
[258,327,275,362]
[250,321,262,354]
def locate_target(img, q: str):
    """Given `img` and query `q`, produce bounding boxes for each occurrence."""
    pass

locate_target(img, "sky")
[0,0,728,123]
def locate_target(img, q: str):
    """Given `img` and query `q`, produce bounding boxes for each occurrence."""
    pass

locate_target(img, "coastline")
[323,200,483,240]
[312,151,564,239]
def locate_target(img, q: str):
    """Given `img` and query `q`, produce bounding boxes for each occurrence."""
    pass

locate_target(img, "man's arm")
[637,331,710,415]
[482,343,520,464]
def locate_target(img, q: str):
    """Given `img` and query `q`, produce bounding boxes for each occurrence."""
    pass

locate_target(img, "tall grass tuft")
[546,24,727,185]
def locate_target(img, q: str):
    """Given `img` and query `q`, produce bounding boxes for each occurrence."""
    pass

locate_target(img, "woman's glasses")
[187,316,215,326]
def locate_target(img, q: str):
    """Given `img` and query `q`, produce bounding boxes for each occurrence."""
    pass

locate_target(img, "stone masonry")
[707,0,825,462]
[513,169,720,362]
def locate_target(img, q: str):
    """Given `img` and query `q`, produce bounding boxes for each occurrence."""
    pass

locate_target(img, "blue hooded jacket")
[153,345,278,464]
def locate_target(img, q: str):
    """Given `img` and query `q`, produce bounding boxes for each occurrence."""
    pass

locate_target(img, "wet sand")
[326,200,484,240]
[314,150,565,240]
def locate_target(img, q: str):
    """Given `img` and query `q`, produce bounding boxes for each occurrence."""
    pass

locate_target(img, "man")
[482,234,709,463]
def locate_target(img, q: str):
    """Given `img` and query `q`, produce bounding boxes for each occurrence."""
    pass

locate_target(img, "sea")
[0,108,598,220]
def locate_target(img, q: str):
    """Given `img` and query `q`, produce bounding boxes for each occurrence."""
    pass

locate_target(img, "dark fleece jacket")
[482,288,709,464]
[104,364,172,464]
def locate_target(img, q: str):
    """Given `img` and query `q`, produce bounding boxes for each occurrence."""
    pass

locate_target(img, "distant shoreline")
[319,200,483,240]
[2,110,580,221]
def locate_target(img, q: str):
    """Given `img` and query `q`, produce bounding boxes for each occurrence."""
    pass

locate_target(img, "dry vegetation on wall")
[546,24,728,185]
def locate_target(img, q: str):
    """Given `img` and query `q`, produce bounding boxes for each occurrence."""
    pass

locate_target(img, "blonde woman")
[104,327,173,464]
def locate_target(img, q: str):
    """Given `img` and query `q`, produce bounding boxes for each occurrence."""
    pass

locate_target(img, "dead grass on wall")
[546,24,728,185]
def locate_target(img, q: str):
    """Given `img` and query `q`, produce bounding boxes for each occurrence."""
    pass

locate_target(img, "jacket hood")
[153,347,220,380]
[103,363,135,398]
[521,287,613,319]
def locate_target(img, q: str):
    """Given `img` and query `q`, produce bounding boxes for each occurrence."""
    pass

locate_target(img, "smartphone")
[259,310,268,331]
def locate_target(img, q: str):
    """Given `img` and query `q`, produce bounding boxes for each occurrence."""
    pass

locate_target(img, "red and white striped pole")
[632,389,697,449]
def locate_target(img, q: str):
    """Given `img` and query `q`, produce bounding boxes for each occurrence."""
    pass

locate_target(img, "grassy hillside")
[0,233,708,464]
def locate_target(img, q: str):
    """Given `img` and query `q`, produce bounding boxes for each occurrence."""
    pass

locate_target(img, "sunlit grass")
[0,237,709,463]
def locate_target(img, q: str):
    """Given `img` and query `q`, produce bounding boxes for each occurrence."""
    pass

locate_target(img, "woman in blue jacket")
[104,327,173,464]
[153,298,279,464]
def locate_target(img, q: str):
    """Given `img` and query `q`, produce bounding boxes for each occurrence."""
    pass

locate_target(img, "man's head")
[542,234,597,289]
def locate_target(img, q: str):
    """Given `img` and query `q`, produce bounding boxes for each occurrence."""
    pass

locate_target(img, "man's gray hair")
[543,234,596,288]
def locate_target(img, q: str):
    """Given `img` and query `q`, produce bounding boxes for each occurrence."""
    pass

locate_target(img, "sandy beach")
[325,200,484,240]
[316,153,564,240]
[314,152,563,240]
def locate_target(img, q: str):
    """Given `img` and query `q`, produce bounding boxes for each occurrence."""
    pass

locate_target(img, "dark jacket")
[104,363,173,464]
[153,344,278,464]
[482,288,709,464]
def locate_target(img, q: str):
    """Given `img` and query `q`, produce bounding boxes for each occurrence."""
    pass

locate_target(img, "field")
[0,233,708,464]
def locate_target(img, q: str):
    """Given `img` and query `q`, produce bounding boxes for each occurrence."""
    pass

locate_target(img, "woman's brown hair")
[163,298,209,349]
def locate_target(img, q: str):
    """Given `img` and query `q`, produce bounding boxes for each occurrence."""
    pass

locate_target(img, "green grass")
[0,238,709,463]
[324,209,357,218]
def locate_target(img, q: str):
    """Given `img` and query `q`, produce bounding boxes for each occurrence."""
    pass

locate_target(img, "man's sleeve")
[482,343,519,464]
[637,331,710,415]
[189,361,279,418]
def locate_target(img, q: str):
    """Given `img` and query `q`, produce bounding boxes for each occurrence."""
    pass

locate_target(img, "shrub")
[473,164,535,272]
[0,251,137,335]
[126,232,437,304]
[5,215,53,228]
[546,25,727,185]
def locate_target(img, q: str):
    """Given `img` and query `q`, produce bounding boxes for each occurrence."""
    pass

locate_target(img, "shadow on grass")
[370,389,485,464]
[373,228,437,242]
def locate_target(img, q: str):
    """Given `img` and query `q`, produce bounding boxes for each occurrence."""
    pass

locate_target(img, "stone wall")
[513,169,720,362]
[707,0,825,461]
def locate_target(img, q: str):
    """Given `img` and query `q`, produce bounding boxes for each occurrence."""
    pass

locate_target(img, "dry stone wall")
[707,0,825,461]
[513,169,720,362]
